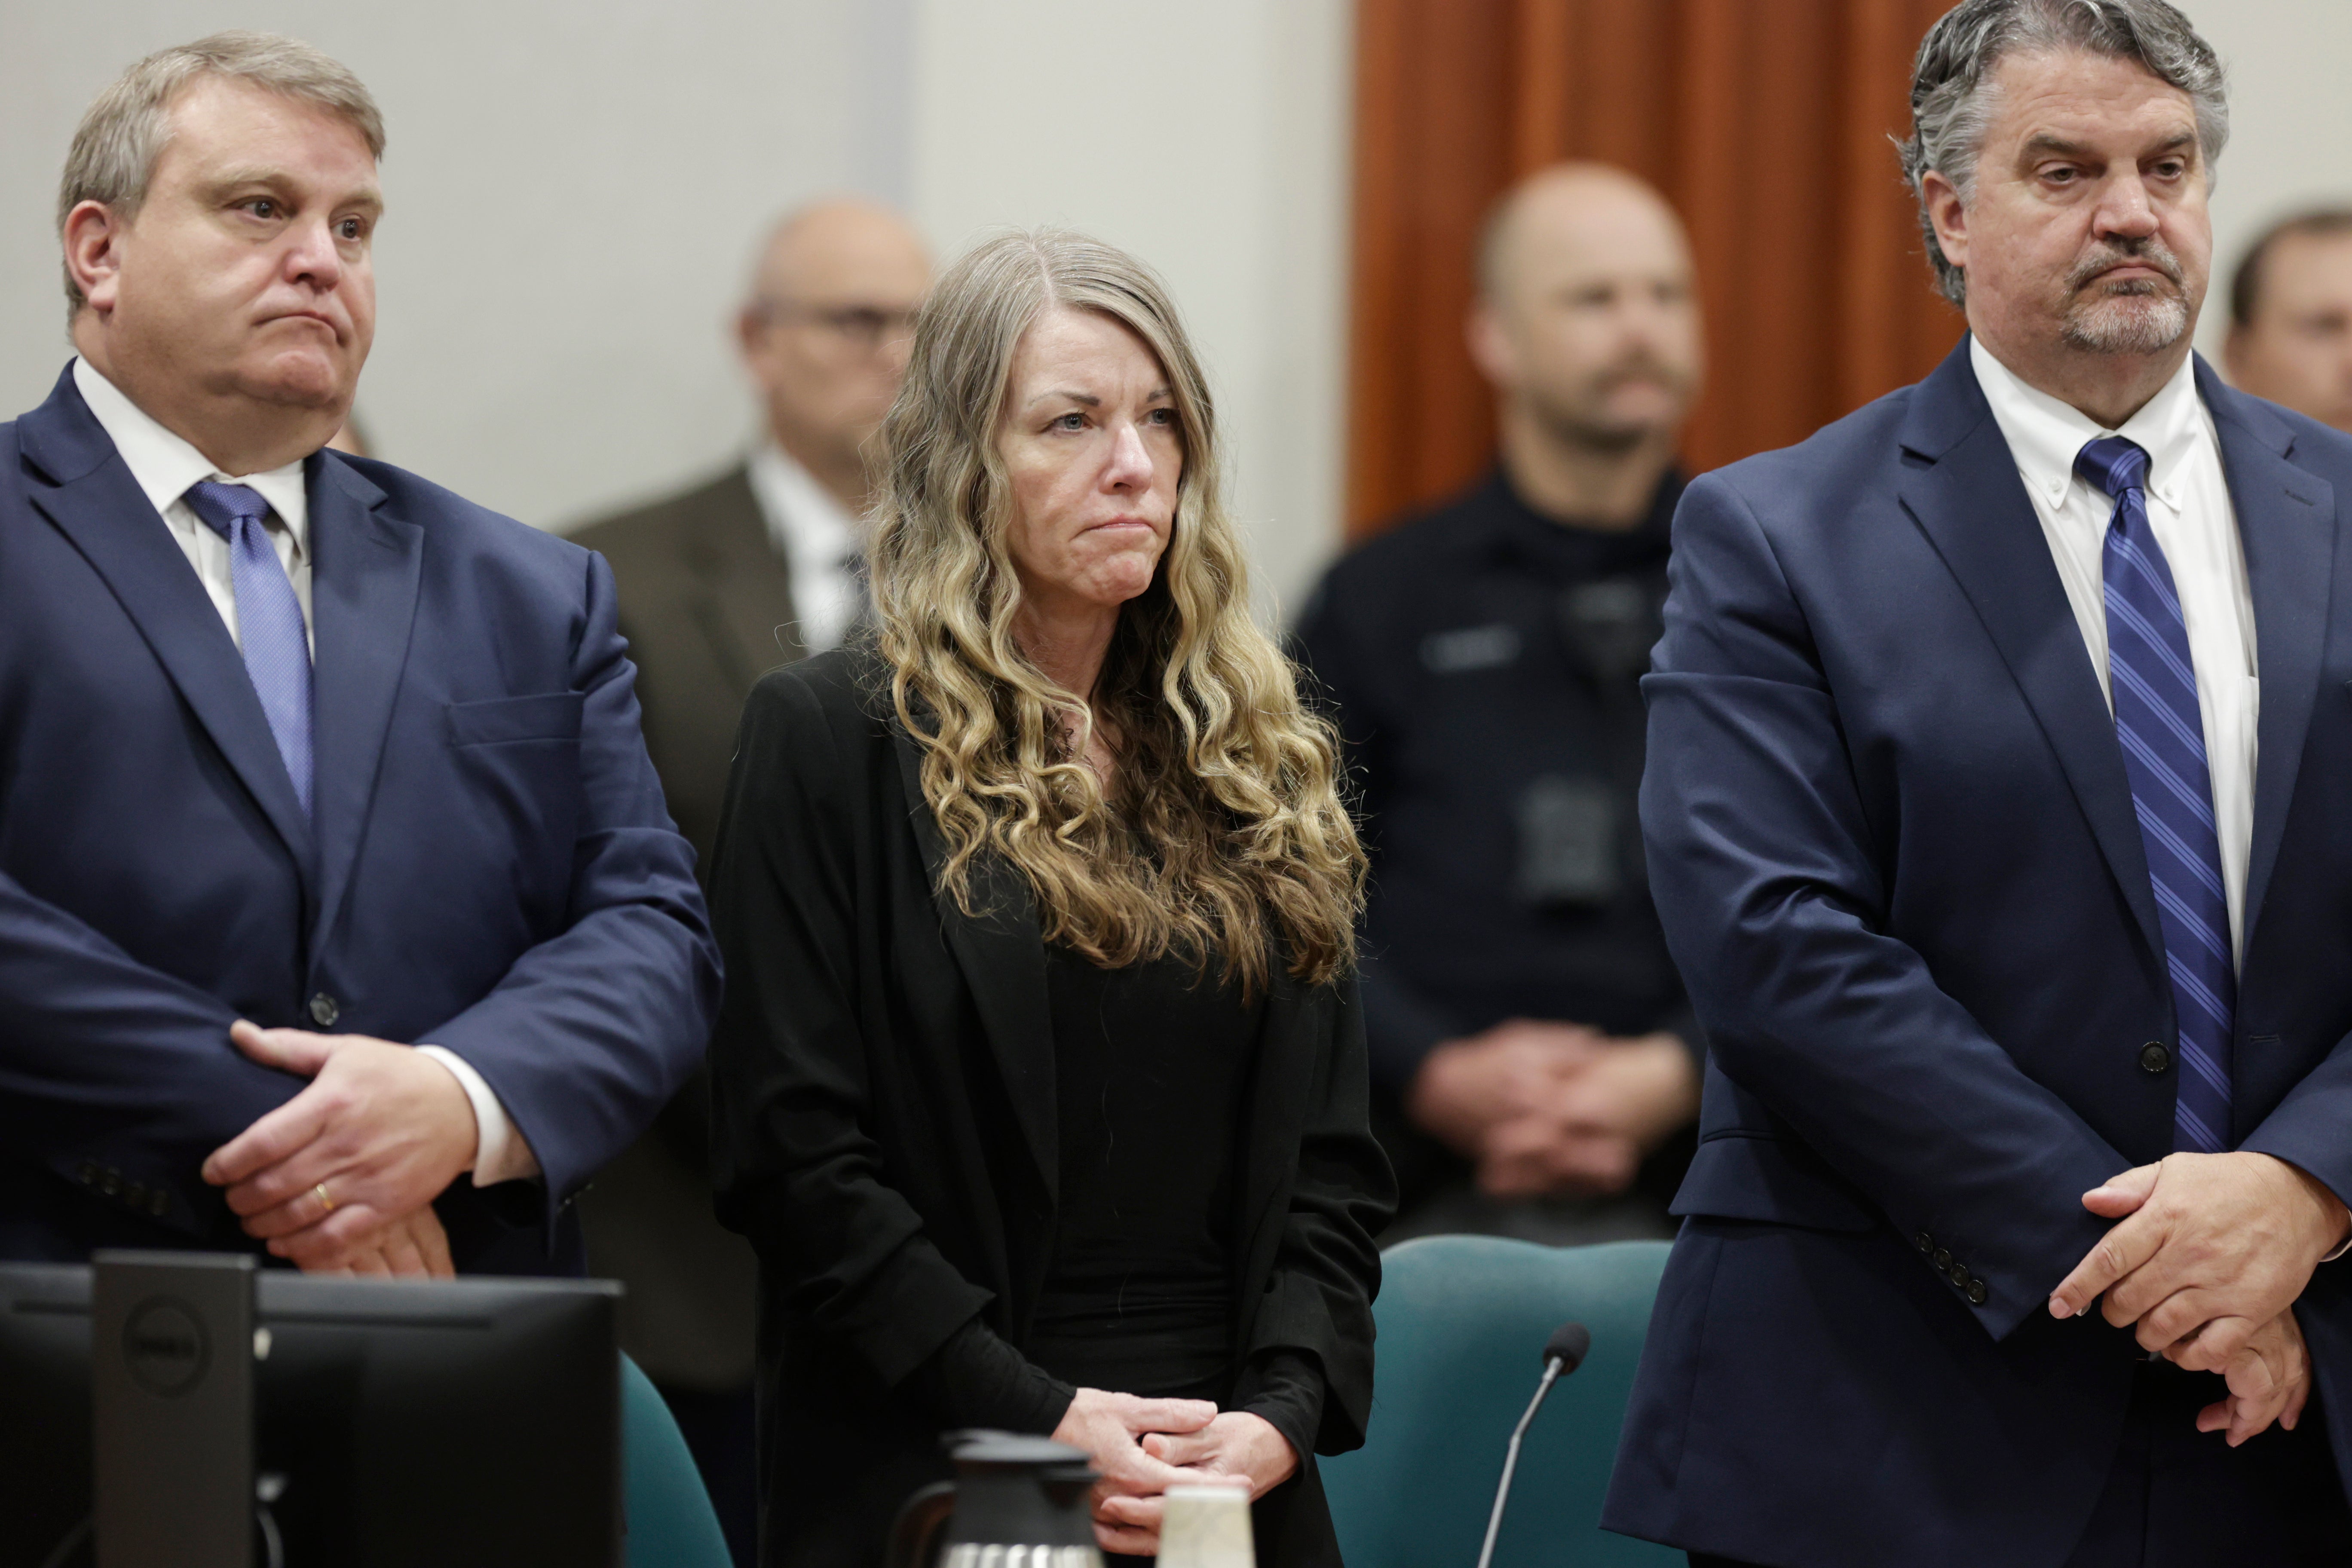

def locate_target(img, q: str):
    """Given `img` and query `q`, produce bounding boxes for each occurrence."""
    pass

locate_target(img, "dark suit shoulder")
[570,465,759,554]
[1703,378,1924,502]
[329,452,591,579]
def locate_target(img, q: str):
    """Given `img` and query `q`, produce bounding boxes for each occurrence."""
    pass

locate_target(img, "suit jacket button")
[1948,1261,1970,1287]
[1967,1278,1989,1306]
[2140,1042,2172,1074]
[99,1170,120,1197]
[77,1161,99,1186]
[1933,1247,1953,1269]
[1914,1231,1934,1253]
[309,993,341,1028]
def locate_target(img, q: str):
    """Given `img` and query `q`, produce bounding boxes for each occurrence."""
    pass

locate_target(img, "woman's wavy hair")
[868,228,1363,992]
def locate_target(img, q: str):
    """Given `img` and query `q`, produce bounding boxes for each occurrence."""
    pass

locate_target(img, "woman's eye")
[1146,407,1176,427]
[1052,413,1086,432]
[245,199,279,218]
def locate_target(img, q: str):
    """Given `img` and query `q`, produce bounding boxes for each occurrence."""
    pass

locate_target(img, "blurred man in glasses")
[571,197,929,1568]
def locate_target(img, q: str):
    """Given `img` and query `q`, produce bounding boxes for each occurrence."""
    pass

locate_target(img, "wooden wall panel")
[1346,0,1963,537]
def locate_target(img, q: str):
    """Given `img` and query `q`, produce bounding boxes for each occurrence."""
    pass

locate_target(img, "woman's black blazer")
[707,647,1395,1566]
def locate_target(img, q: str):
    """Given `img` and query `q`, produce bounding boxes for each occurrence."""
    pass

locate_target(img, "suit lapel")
[686,469,802,690]
[1896,343,2165,964]
[306,453,422,956]
[891,724,1058,1199]
[20,374,316,878]
[2199,367,2337,948]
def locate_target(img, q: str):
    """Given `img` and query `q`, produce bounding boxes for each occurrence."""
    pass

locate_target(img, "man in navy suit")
[1605,2,2352,1563]
[0,33,719,1277]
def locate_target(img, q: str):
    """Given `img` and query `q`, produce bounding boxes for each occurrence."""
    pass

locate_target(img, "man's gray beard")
[2061,284,2191,355]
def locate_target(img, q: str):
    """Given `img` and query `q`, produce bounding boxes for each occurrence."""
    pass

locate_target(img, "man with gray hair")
[0,34,717,1278]
[1605,2,2352,1563]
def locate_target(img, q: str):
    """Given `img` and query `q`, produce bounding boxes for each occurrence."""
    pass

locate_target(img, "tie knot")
[184,480,271,541]
[2074,435,2150,502]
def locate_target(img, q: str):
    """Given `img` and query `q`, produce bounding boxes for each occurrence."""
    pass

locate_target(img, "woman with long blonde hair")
[708,230,1392,1566]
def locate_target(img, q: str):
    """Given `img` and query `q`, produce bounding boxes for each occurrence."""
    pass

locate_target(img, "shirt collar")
[1969,336,2208,511]
[746,440,855,563]
[72,357,311,553]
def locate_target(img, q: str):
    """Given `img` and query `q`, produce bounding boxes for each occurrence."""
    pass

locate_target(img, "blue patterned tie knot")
[2075,435,2151,504]
[2073,435,2234,1152]
[184,481,314,819]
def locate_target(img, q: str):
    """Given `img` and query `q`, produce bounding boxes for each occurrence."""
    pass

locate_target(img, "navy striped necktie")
[2076,435,2232,1152]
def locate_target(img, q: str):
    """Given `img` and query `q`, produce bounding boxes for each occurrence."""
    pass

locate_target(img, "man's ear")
[1466,300,1517,393]
[1920,170,1969,279]
[61,199,127,316]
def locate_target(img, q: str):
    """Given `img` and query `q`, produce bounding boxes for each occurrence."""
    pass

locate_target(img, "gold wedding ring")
[314,1182,336,1215]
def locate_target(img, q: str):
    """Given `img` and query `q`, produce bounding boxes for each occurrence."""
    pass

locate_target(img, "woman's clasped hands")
[1052,1388,1298,1555]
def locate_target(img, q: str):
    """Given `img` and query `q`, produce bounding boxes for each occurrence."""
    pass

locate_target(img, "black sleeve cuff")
[1232,1348,1325,1464]
[909,1316,1076,1436]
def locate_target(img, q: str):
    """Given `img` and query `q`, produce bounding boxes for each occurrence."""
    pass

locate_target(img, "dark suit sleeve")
[706,674,995,1386]
[1241,976,1395,1454]
[423,551,721,1220]
[1640,473,2124,1338]
[2243,1053,2352,1212]
[0,871,300,1231]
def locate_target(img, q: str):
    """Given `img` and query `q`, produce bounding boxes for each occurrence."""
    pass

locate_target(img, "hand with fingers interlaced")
[1049,1388,1228,1556]
[200,1020,478,1271]
[2049,1152,2349,1446]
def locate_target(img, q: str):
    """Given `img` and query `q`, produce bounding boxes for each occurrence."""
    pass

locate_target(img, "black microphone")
[1475,1322,1591,1568]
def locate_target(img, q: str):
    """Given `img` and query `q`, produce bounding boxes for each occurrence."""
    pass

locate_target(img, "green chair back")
[622,1353,735,1568]
[1322,1237,1679,1568]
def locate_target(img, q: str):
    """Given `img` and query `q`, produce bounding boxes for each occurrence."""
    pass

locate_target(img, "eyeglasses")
[752,298,919,351]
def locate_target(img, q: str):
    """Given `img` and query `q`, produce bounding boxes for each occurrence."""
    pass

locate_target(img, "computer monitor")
[0,1262,621,1568]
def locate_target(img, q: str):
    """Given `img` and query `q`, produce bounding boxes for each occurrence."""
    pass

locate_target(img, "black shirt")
[913,945,1321,1464]
[1293,466,1697,1095]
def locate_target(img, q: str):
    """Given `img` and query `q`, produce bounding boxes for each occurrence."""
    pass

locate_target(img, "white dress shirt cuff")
[416,1046,542,1185]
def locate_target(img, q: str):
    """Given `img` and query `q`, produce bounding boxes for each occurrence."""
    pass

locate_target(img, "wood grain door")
[1346,0,1964,537]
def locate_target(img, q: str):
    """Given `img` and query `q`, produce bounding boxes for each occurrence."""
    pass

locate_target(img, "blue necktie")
[2076,436,2233,1152]
[184,481,314,819]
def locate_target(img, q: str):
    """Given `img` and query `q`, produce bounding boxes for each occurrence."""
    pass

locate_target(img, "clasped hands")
[2048,1151,2350,1447]
[1050,1388,1295,1556]
[1410,1020,1699,1197]
[198,1021,476,1278]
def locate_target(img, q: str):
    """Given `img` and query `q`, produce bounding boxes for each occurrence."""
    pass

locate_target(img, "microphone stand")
[1474,1354,1565,1568]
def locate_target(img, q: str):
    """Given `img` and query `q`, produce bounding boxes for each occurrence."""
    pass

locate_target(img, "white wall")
[6,3,2331,612]
[0,0,1351,611]
[904,0,1353,617]
[2191,2,2352,364]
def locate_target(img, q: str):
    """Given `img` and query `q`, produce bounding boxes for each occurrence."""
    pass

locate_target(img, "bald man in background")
[1295,163,1704,1243]
[2226,209,2352,435]
[570,198,929,1567]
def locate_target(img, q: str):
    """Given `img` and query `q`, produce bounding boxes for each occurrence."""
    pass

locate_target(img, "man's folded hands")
[2049,1152,2350,1442]
[201,1021,476,1277]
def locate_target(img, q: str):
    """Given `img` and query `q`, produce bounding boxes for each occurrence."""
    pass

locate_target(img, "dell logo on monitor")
[121,1297,209,1397]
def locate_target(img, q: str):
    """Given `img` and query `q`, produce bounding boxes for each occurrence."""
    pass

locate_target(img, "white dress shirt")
[747,441,865,654]
[1970,339,2260,962]
[72,358,537,1184]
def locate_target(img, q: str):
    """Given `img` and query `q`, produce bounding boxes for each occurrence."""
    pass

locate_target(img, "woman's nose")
[1103,422,1154,489]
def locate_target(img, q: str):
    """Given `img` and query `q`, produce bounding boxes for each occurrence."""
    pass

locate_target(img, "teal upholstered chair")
[1323,1237,1679,1568]
[622,1353,735,1568]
